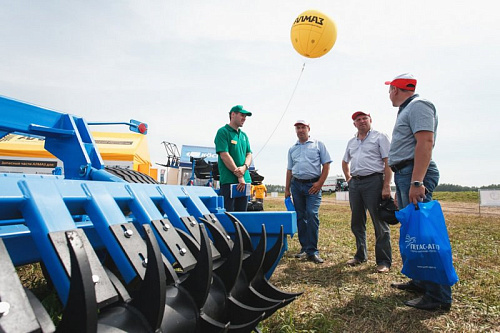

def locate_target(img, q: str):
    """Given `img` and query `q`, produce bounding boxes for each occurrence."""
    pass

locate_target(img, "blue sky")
[1,1,498,186]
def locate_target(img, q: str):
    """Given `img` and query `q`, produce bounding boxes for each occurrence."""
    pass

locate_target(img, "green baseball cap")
[229,105,252,116]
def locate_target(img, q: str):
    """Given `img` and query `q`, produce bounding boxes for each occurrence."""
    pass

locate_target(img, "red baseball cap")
[351,111,370,120]
[385,73,417,91]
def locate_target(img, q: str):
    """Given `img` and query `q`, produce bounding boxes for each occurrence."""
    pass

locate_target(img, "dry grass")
[14,195,500,332]
[260,196,500,332]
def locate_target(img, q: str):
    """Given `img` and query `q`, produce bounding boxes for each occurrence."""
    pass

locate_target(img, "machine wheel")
[104,166,159,184]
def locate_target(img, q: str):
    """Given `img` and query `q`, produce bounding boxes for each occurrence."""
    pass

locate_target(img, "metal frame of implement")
[0,95,300,333]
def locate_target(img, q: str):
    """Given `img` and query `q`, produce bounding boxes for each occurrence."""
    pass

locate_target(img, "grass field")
[259,194,500,332]
[15,191,499,332]
[432,191,479,203]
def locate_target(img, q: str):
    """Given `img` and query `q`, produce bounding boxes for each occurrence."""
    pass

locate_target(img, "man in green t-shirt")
[214,105,253,211]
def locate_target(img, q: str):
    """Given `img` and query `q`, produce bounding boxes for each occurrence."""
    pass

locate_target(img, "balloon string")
[253,62,306,161]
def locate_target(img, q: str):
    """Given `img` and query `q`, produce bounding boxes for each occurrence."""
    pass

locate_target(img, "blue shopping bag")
[284,197,295,211]
[395,200,458,286]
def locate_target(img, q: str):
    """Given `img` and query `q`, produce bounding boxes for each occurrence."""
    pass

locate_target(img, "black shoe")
[390,281,425,293]
[294,252,307,259]
[307,254,324,264]
[404,295,451,311]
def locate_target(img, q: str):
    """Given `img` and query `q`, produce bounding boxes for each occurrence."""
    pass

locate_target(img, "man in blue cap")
[214,105,253,211]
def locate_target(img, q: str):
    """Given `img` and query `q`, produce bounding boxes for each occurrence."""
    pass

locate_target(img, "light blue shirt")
[287,138,332,179]
[343,129,390,176]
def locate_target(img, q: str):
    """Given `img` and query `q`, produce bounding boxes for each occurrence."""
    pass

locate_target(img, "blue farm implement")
[0,95,299,333]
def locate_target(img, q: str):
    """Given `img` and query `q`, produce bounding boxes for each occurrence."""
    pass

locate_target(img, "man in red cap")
[386,73,452,311]
[342,111,392,273]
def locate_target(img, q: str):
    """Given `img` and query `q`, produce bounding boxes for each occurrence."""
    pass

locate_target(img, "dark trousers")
[220,183,248,212]
[348,174,392,266]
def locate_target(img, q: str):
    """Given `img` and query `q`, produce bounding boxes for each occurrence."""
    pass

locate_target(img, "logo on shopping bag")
[405,234,416,248]
[405,234,440,252]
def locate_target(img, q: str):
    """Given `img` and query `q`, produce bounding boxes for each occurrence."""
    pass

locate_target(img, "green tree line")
[434,183,500,192]
[266,185,285,193]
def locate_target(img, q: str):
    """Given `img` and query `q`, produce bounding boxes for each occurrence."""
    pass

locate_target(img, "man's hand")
[236,177,246,192]
[285,189,291,198]
[382,183,391,199]
[409,185,427,205]
[233,166,246,178]
[309,181,322,194]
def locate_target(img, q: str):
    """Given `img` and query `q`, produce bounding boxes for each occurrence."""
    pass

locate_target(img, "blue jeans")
[290,180,322,256]
[348,174,392,267]
[394,161,452,304]
[394,161,439,208]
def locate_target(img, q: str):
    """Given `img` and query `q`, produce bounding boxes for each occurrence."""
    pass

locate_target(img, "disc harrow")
[0,95,300,332]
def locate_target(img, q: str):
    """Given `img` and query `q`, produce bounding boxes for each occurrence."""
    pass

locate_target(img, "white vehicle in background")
[321,175,346,193]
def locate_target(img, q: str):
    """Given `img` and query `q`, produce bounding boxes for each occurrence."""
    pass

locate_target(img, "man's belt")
[293,177,320,183]
[390,159,414,172]
[351,173,382,181]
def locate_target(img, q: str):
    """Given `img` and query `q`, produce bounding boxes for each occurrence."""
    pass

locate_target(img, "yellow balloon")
[290,10,337,58]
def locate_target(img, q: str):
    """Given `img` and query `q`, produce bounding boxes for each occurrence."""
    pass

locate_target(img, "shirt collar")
[225,124,239,133]
[356,129,372,140]
[295,137,314,145]
[398,94,419,113]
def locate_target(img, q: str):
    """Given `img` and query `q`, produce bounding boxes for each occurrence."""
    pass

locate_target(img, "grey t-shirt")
[388,96,438,166]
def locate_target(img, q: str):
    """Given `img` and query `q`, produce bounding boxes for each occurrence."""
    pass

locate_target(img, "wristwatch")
[411,181,424,187]
[244,163,249,170]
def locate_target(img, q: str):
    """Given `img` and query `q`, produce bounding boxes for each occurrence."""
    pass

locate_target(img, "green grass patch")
[433,191,479,203]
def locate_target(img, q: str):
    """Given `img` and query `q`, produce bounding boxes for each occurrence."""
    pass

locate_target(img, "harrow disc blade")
[160,286,199,333]
[56,231,98,333]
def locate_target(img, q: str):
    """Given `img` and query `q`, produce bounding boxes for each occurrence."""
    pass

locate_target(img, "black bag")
[247,200,263,211]
[378,197,399,225]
